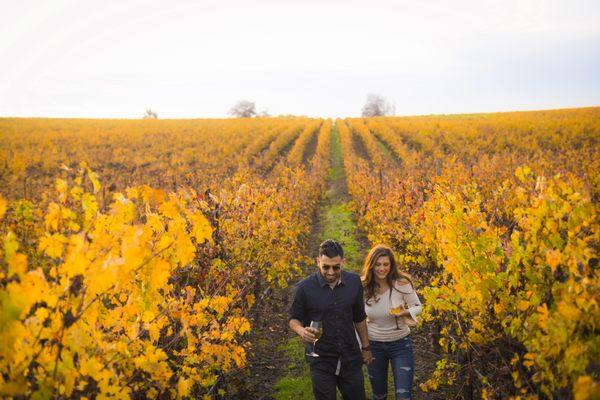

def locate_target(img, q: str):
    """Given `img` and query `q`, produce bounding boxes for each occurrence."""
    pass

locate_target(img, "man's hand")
[290,319,318,343]
[362,349,374,364]
[300,327,318,343]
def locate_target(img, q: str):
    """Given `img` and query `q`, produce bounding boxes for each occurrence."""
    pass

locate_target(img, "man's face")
[317,254,344,284]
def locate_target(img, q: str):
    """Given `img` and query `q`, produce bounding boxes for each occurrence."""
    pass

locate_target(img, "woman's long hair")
[361,244,414,306]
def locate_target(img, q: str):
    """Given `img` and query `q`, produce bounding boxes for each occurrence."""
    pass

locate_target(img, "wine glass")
[306,321,323,357]
[389,297,403,330]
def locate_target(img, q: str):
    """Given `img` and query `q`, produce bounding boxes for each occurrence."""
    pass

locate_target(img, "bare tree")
[361,93,394,117]
[143,108,158,119]
[228,100,256,118]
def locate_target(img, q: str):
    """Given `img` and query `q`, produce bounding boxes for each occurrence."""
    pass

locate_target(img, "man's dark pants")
[309,358,366,400]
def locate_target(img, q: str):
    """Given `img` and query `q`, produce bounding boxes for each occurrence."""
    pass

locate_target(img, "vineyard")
[0,108,598,399]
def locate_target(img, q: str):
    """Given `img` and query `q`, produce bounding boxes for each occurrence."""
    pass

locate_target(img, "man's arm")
[354,318,369,349]
[352,276,374,363]
[288,285,316,343]
[354,318,374,364]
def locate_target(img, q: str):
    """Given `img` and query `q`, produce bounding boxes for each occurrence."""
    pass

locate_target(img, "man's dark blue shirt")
[289,269,367,367]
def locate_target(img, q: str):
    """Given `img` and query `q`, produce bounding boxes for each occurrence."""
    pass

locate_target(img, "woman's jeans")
[367,336,414,400]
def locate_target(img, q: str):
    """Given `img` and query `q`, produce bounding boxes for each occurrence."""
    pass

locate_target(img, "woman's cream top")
[364,281,422,342]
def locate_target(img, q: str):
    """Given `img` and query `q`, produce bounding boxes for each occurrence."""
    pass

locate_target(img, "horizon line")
[1,105,599,121]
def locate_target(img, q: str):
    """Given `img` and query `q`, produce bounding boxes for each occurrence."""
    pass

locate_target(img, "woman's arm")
[404,289,422,322]
[394,279,423,321]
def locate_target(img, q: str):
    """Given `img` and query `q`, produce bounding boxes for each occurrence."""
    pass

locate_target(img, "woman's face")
[373,255,391,280]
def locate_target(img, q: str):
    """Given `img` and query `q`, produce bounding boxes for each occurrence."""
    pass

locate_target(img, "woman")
[361,244,422,400]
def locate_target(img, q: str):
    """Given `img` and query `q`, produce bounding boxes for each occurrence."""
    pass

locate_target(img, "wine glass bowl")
[389,306,403,316]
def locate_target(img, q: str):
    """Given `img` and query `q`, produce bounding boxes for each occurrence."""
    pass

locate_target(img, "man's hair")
[318,239,344,259]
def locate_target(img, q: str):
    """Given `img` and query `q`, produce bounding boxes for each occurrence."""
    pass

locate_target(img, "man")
[289,239,374,400]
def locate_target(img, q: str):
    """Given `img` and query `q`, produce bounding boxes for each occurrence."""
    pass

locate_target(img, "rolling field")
[0,108,598,399]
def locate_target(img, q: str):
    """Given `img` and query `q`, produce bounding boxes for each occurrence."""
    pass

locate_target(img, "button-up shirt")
[289,270,367,366]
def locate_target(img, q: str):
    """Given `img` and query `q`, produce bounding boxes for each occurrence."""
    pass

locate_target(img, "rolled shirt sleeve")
[289,284,307,322]
[352,278,368,323]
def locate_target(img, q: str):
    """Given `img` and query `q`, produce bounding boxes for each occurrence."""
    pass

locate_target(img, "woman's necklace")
[375,281,390,295]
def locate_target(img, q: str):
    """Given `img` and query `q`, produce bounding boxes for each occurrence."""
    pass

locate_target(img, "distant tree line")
[143,93,395,119]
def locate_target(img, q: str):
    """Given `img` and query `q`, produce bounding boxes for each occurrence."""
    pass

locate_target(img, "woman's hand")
[300,327,317,343]
[390,309,411,318]
[362,348,374,364]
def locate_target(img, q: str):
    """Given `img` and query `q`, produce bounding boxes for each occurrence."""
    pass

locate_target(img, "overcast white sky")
[1,0,599,118]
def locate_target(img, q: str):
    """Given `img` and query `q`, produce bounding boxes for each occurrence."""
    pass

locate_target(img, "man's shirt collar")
[316,270,346,288]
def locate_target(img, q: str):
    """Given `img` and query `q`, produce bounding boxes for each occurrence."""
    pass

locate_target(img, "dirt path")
[271,124,368,400]
[255,124,449,399]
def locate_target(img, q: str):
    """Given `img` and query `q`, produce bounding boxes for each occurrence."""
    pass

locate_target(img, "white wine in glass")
[314,328,323,340]
[306,321,322,357]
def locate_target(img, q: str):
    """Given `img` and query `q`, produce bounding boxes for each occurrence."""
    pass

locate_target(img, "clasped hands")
[362,347,374,364]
